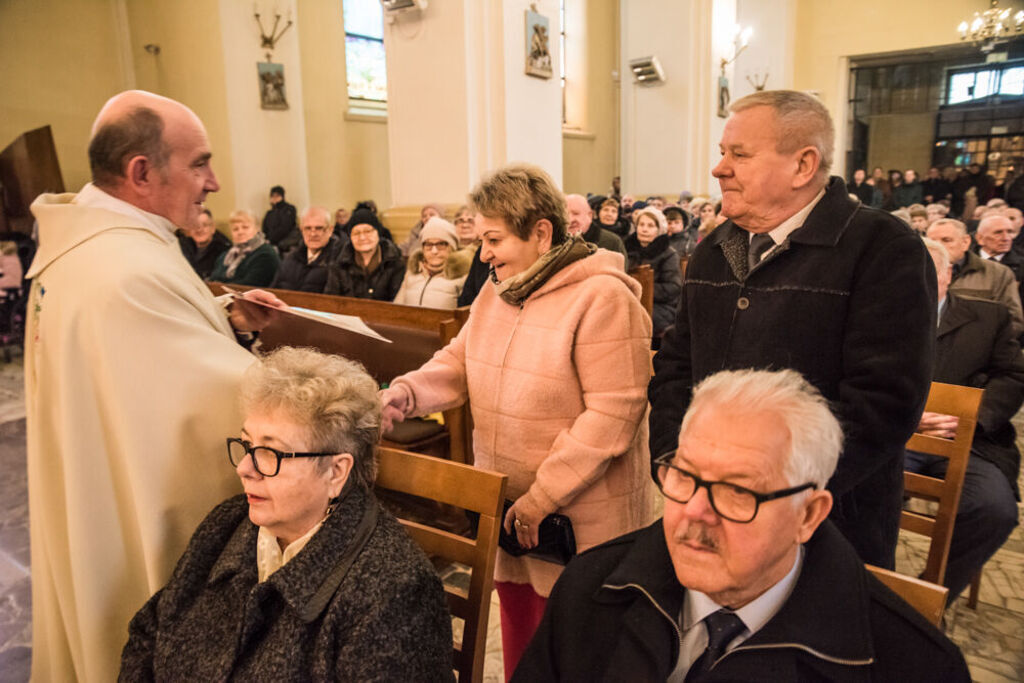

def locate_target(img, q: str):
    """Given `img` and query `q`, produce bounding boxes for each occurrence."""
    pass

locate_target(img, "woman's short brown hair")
[469,163,568,244]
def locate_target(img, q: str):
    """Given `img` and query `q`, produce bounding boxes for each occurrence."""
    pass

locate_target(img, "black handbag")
[498,499,577,565]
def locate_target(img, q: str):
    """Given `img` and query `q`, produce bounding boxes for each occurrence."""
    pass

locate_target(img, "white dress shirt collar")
[748,187,827,258]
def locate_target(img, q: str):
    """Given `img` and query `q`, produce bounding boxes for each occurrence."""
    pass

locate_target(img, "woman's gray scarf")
[223,232,267,278]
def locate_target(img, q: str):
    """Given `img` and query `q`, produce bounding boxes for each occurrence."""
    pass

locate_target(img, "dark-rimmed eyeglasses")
[653,452,816,523]
[226,437,333,477]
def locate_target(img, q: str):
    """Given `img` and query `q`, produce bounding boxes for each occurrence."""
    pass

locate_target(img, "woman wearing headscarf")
[624,206,682,344]
[209,209,280,286]
[119,347,453,681]
[324,208,405,301]
[379,163,656,678]
[393,216,470,309]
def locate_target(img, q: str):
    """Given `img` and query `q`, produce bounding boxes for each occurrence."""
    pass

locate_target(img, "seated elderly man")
[566,193,627,263]
[907,239,1023,603]
[974,213,1024,291]
[927,217,1023,336]
[514,368,968,681]
[119,347,453,680]
[271,206,345,293]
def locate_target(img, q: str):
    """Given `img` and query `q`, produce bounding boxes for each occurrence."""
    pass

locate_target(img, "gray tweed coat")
[119,485,453,682]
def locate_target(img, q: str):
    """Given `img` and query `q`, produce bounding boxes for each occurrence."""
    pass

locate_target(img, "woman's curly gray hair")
[240,347,382,491]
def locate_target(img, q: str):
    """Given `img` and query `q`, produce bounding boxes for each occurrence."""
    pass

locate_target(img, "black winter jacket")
[271,235,343,293]
[119,487,453,681]
[262,201,300,253]
[324,239,406,301]
[178,231,231,280]
[936,292,1024,496]
[624,233,682,336]
[649,177,936,567]
[513,520,969,682]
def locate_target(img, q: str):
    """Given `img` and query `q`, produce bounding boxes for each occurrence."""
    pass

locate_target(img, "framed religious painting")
[525,8,553,79]
[258,62,289,110]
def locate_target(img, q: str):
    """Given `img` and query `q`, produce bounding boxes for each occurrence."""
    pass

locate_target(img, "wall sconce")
[629,56,665,85]
[721,24,753,76]
[254,4,293,61]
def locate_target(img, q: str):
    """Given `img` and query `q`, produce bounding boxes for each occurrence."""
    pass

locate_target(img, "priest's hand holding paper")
[227,289,287,332]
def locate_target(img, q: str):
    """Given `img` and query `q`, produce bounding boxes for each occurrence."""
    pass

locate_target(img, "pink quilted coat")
[390,249,657,595]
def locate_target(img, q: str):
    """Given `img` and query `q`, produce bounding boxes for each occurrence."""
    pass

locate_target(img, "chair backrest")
[865,564,948,627]
[211,284,474,463]
[627,264,654,319]
[375,446,507,683]
[901,381,984,585]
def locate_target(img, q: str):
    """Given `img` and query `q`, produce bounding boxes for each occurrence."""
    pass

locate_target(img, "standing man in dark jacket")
[516,369,968,682]
[909,239,1023,602]
[271,206,344,293]
[648,90,936,569]
[847,168,873,204]
[261,185,299,254]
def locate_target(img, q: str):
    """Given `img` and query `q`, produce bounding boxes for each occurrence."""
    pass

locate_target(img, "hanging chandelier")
[958,0,1024,52]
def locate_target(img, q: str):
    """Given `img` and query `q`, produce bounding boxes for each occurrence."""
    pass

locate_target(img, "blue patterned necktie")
[684,609,746,681]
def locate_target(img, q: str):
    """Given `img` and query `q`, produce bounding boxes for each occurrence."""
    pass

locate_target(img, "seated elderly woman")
[325,208,406,301]
[119,347,453,681]
[393,216,470,309]
[623,206,682,344]
[209,209,280,286]
[399,202,447,258]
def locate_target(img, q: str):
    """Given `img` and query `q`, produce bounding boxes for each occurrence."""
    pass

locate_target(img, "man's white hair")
[301,205,332,226]
[680,368,842,490]
[977,212,1011,237]
[921,236,950,273]
[930,217,968,237]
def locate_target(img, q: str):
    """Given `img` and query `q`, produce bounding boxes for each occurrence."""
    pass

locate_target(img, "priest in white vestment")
[24,90,282,682]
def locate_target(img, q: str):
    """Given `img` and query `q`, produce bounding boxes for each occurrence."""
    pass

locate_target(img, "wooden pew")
[627,264,654,320]
[211,284,473,464]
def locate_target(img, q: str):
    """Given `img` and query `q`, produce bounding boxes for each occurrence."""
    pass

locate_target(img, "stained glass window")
[344,0,387,102]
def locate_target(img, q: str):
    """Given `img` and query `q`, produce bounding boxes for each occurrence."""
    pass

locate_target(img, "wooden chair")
[866,565,948,627]
[627,264,654,320]
[901,381,984,586]
[375,447,507,683]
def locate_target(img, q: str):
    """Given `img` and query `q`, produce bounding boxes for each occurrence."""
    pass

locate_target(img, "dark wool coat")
[119,487,454,682]
[891,181,923,208]
[582,221,628,263]
[937,292,1024,496]
[209,243,281,287]
[648,176,937,568]
[457,243,490,307]
[324,239,406,301]
[178,230,231,280]
[512,520,969,682]
[262,200,300,252]
[624,233,682,336]
[271,235,344,293]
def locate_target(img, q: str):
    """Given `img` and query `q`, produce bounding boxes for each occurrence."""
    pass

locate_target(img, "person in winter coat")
[394,216,470,309]
[324,208,405,301]
[624,207,682,342]
[664,205,698,259]
[892,168,924,208]
[210,209,280,286]
[271,206,343,293]
[596,196,631,239]
[261,185,300,254]
[119,347,453,681]
[179,208,230,279]
[380,163,656,679]
[398,202,447,258]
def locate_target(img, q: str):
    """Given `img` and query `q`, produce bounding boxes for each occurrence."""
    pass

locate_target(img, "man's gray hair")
[977,212,1011,236]
[240,347,382,492]
[931,217,968,237]
[921,236,950,273]
[88,106,170,188]
[730,90,834,184]
[302,206,333,226]
[680,368,842,489]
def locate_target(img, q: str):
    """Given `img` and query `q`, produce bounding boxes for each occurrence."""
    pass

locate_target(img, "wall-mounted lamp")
[721,24,753,75]
[629,56,665,85]
[254,4,293,61]
[143,44,161,56]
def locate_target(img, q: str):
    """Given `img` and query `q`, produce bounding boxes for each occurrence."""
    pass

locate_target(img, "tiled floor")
[0,346,1022,681]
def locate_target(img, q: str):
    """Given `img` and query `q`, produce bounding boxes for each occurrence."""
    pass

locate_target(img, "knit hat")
[345,208,386,235]
[420,216,458,249]
[635,207,668,235]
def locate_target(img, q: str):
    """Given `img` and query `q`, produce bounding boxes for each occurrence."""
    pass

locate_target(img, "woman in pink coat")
[380,163,656,678]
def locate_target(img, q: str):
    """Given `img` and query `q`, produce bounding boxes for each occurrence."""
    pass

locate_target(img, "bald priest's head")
[88,90,220,230]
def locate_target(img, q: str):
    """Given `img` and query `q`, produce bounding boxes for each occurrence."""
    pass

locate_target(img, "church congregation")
[4,1,1024,681]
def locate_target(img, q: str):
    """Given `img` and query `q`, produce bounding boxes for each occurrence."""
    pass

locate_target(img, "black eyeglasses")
[653,452,816,523]
[226,437,333,477]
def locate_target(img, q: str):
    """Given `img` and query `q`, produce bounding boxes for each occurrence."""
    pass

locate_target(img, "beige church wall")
[794,0,977,173]
[299,0,391,213]
[0,0,133,194]
[561,0,620,196]
[866,113,935,176]
[124,0,239,220]
[216,0,310,222]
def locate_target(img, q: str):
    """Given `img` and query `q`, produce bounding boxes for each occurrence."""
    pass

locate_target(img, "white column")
[384,0,562,206]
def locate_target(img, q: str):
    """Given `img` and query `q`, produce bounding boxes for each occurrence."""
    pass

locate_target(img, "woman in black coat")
[324,208,405,301]
[624,207,682,342]
[119,347,453,681]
